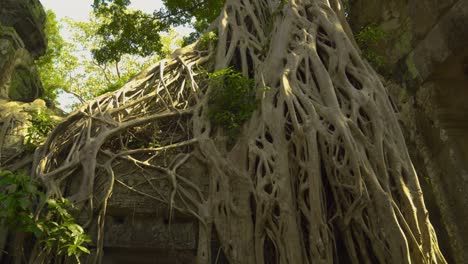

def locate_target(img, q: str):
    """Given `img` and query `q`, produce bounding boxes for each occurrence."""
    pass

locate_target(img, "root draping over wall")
[28,0,446,263]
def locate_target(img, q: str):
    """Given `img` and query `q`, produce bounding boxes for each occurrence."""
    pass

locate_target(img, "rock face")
[349,0,468,262]
[0,26,44,102]
[0,0,47,165]
[0,99,50,163]
[0,0,47,163]
[0,0,46,103]
[0,0,47,58]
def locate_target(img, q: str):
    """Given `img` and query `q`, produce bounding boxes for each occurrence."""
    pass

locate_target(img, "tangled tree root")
[28,0,446,263]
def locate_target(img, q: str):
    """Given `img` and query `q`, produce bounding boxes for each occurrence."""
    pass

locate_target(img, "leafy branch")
[0,170,90,262]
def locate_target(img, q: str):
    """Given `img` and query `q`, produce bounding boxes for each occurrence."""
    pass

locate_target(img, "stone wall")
[79,153,210,263]
[349,0,468,262]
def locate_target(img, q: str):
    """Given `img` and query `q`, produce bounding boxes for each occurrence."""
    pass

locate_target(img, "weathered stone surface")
[349,0,460,75]
[103,215,196,250]
[0,99,58,165]
[404,0,468,84]
[0,26,23,72]
[350,0,468,262]
[0,0,47,58]
[0,0,46,102]
[0,26,25,99]
[8,63,43,101]
[0,25,44,102]
[75,155,208,263]
[101,248,196,264]
[0,226,7,263]
[409,58,468,264]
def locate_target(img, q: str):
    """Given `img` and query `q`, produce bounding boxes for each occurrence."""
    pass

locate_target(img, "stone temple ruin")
[1,0,468,263]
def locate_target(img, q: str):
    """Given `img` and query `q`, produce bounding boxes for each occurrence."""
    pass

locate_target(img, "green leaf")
[6,184,18,193]
[67,245,77,256]
[18,197,31,210]
[77,245,90,254]
[67,223,84,234]
[25,182,38,194]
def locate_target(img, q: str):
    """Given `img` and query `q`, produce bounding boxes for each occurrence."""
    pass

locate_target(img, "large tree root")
[30,0,446,263]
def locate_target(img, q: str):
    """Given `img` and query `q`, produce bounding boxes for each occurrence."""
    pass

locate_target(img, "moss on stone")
[395,31,412,59]
[8,66,37,102]
[405,54,420,79]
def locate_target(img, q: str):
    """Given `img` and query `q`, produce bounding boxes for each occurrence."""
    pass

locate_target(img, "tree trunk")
[31,0,446,263]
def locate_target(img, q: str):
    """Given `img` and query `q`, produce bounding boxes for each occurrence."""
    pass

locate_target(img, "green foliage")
[36,1,209,110]
[35,10,68,101]
[39,198,91,258]
[160,0,224,29]
[0,171,90,260]
[25,109,57,149]
[198,30,218,49]
[91,0,168,65]
[362,50,386,69]
[35,13,179,111]
[159,0,224,46]
[0,171,41,233]
[96,75,131,96]
[356,23,387,69]
[91,0,224,51]
[207,68,257,142]
[356,23,387,45]
[63,17,144,100]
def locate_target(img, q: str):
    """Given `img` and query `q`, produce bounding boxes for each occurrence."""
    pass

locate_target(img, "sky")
[38,0,192,111]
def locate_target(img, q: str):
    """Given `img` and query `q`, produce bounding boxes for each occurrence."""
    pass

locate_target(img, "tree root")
[30,0,446,263]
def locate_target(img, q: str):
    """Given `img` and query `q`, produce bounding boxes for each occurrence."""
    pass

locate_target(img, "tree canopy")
[91,0,169,65]
[159,0,224,40]
[36,6,181,111]
[91,0,225,53]
[35,10,70,101]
